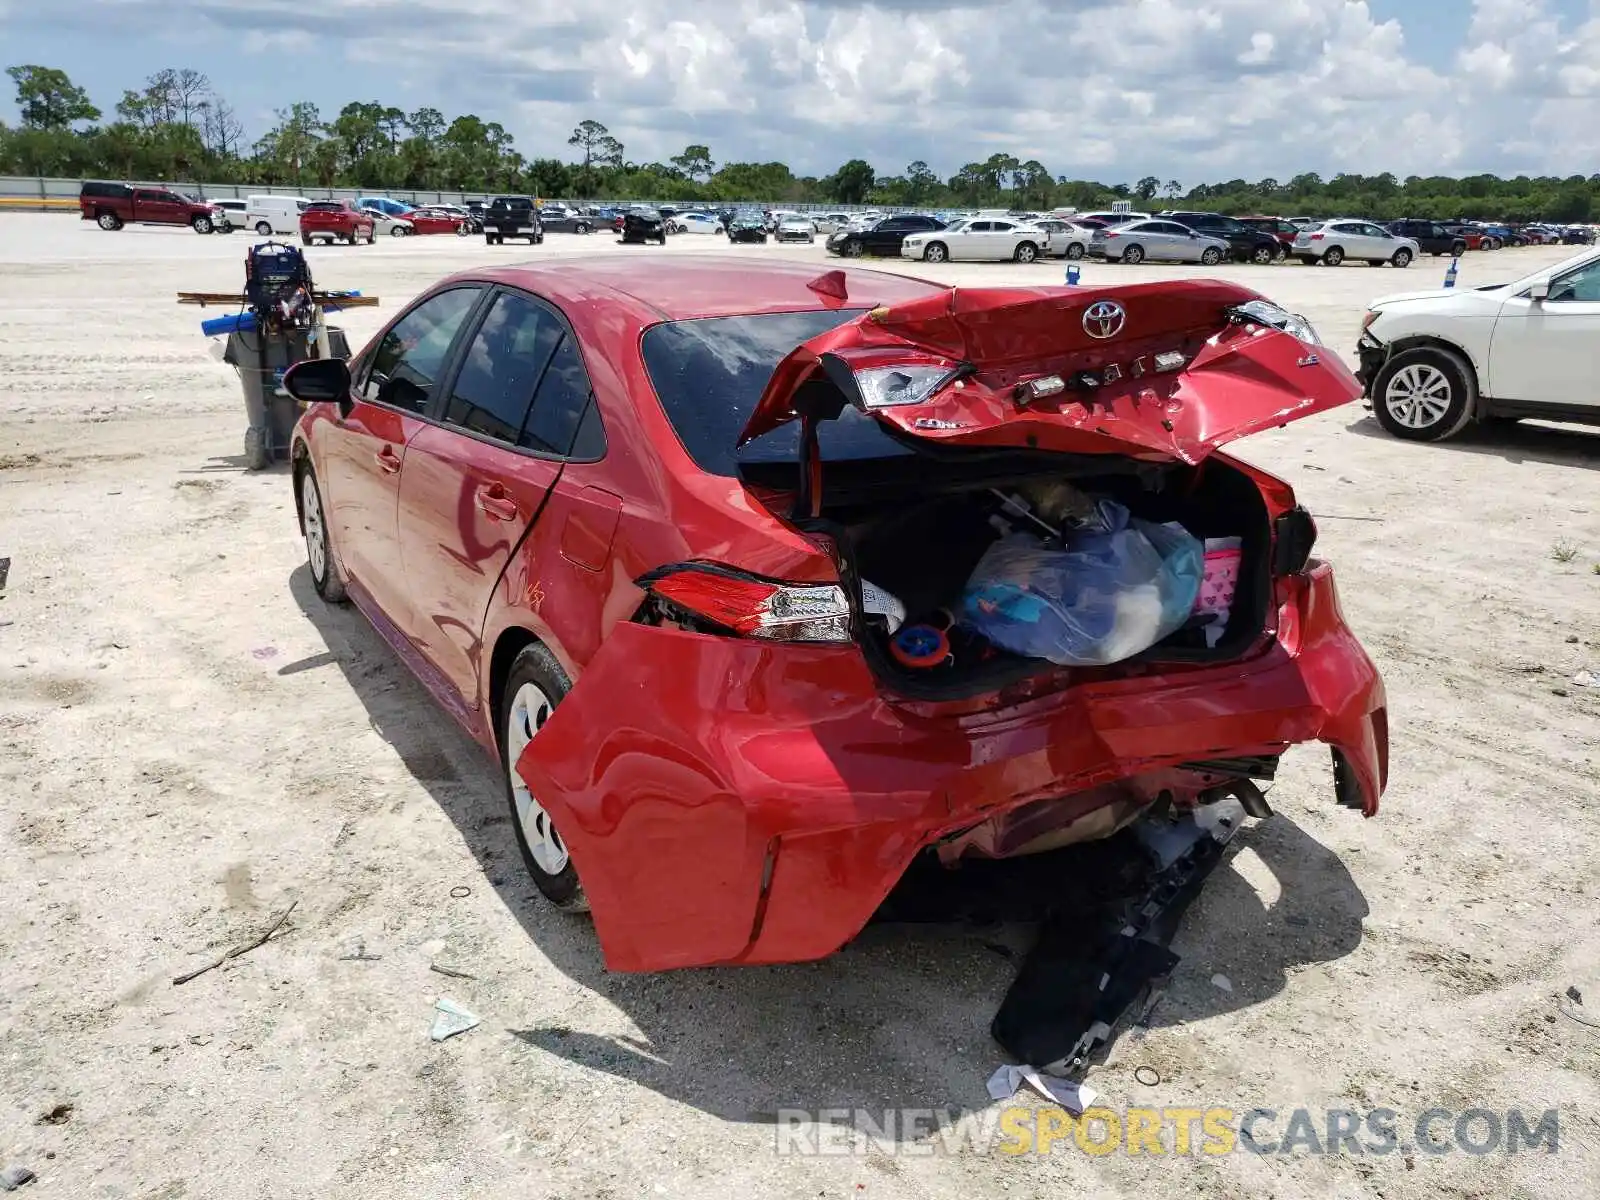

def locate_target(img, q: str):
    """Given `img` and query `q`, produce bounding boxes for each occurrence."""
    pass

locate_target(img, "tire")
[485,233,500,245]
[255,221,272,236]
[535,234,545,244]
[1322,246,1344,266]
[1250,243,1273,264]
[97,211,123,231]
[501,643,588,912]
[455,222,469,237]
[1370,346,1476,442]
[1200,247,1224,266]
[843,239,865,258]
[1272,244,1288,263]
[1014,241,1039,264]
[192,215,214,234]
[1451,243,1465,257]
[389,225,406,237]
[574,222,589,234]
[922,241,948,263]
[1121,244,1145,264]
[1392,248,1413,268]
[1066,242,1085,260]
[244,427,269,472]
[301,234,312,246]
[298,464,347,602]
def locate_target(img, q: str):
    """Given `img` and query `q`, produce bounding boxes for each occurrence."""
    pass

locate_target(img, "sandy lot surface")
[1,215,1597,1199]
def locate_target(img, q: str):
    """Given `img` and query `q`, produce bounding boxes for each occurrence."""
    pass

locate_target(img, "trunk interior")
[772,449,1272,700]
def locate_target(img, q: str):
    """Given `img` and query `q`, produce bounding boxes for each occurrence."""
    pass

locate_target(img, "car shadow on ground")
[289,565,1369,1135]
[1345,413,1600,471]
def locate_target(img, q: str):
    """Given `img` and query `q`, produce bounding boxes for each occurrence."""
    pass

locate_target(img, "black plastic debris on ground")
[870,809,1238,1074]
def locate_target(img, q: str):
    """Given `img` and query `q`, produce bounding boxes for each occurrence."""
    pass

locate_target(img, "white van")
[244,194,310,236]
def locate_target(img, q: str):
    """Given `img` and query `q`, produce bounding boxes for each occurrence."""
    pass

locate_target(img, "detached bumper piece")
[991,796,1247,1072]
[1355,331,1387,392]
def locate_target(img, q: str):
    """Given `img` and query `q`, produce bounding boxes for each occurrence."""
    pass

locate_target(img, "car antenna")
[805,270,849,301]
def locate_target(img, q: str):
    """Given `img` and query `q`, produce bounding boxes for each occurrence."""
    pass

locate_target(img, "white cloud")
[4,0,1599,180]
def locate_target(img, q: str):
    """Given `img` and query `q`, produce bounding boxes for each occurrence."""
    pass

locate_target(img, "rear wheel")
[1272,244,1288,263]
[301,234,312,246]
[298,465,347,602]
[501,644,588,912]
[255,221,272,236]
[1200,247,1223,266]
[97,211,123,231]
[1121,244,1145,264]
[1014,241,1039,263]
[1322,246,1345,266]
[1371,347,1476,442]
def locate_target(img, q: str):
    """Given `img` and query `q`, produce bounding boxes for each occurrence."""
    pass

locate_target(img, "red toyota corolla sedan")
[284,256,1387,974]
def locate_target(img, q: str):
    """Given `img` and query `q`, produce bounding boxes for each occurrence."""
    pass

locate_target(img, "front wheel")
[1250,244,1273,264]
[502,643,588,912]
[298,465,347,602]
[389,225,406,237]
[574,222,590,234]
[922,242,948,263]
[456,222,469,237]
[843,240,865,258]
[1014,241,1039,264]
[1371,347,1475,442]
[1392,248,1413,268]
[1121,244,1145,264]
[192,215,214,234]
[1272,244,1288,263]
[1200,247,1223,266]
[1065,242,1085,260]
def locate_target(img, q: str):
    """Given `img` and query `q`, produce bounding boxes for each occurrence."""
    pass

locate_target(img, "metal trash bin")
[224,325,351,470]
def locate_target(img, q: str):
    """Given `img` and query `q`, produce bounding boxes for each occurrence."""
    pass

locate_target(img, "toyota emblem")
[1082,300,1127,339]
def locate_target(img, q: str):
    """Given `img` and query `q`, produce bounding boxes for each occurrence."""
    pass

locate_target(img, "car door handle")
[374,445,401,474]
[475,485,519,522]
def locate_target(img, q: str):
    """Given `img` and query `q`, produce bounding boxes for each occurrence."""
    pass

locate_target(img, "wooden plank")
[176,292,380,308]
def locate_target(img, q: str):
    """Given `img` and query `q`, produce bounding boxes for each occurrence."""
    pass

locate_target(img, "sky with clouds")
[2,0,1597,182]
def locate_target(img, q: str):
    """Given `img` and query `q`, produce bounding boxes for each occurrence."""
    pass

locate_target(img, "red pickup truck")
[299,200,377,246]
[79,181,223,233]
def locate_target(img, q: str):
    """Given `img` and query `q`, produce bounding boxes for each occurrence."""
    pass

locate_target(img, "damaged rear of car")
[514,276,1387,977]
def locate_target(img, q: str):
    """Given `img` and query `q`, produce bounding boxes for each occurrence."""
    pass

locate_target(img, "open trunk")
[808,449,1271,700]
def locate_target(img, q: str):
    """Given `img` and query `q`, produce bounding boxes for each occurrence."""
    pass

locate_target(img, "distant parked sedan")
[539,206,602,234]
[1087,219,1230,265]
[670,212,725,235]
[360,205,415,237]
[407,207,473,236]
[901,217,1052,263]
[726,213,769,243]
[1036,219,1094,260]
[1291,220,1419,267]
[775,215,815,244]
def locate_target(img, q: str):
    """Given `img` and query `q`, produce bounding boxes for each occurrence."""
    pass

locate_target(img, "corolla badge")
[1082,300,1127,339]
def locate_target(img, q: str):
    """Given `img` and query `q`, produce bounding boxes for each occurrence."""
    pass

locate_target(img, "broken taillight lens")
[642,564,852,643]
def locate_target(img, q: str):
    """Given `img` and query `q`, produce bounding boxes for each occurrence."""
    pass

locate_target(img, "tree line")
[3,63,1596,223]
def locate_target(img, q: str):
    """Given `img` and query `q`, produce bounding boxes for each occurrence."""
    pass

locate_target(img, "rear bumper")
[518,561,1386,973]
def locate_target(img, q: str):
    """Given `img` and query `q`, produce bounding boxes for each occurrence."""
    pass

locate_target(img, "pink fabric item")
[1195,546,1241,617]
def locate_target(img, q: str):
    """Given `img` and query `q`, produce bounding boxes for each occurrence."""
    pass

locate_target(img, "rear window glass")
[640,310,916,478]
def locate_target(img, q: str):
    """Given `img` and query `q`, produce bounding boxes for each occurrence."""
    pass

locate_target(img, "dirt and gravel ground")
[1,215,1596,1199]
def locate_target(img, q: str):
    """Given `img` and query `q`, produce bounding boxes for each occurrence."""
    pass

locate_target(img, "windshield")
[640,310,916,477]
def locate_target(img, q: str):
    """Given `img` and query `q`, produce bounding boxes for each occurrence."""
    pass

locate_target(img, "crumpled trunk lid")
[737,282,1360,466]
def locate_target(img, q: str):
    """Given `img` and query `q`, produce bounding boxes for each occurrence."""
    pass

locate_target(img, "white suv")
[1292,220,1420,268]
[1356,246,1600,440]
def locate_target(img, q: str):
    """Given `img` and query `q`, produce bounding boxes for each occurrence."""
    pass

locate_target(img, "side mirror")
[283,357,353,416]
[1529,281,1550,302]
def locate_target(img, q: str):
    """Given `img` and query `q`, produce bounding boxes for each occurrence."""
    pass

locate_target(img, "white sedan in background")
[1357,245,1600,440]
[775,215,816,243]
[901,217,1052,264]
[669,212,724,235]
[359,204,415,237]
[1037,219,1096,260]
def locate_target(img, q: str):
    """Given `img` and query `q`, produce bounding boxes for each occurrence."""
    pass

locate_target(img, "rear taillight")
[640,564,851,643]
[1271,508,1318,576]
[1105,231,1120,239]
[1309,233,1324,241]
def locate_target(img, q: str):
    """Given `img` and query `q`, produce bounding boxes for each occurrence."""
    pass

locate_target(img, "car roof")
[456,255,948,322]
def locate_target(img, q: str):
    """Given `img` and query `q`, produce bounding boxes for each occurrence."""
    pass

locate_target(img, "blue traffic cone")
[1444,259,1458,289]
[1066,262,1081,286]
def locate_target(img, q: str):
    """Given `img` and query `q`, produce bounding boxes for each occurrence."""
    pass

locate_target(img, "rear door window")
[441,291,563,443]
[360,287,482,414]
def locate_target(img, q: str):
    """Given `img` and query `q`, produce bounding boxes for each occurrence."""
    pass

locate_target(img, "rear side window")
[640,310,916,478]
